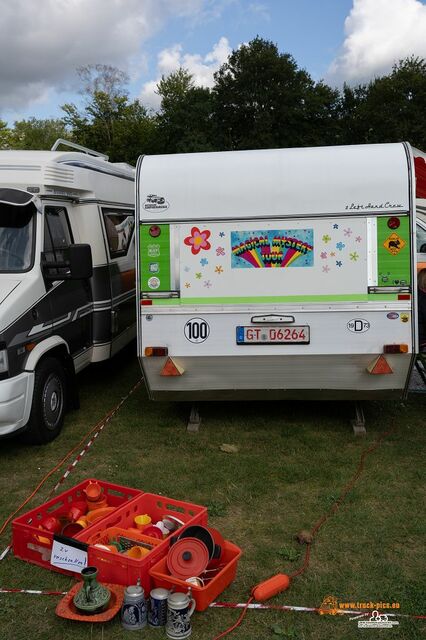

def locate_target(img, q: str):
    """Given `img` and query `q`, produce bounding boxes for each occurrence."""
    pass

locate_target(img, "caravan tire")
[25,357,67,444]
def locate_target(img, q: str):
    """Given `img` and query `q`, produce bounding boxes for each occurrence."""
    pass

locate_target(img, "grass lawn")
[0,342,425,640]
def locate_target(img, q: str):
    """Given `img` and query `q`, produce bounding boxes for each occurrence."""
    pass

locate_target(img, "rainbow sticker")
[231,229,314,269]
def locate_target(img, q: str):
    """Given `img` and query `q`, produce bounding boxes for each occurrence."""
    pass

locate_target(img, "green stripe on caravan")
[152,294,400,305]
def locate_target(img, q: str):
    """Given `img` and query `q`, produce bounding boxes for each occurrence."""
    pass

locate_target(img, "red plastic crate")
[75,493,208,591]
[149,540,242,611]
[12,479,143,576]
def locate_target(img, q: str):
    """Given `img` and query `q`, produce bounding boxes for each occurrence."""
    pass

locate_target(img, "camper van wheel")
[26,357,67,444]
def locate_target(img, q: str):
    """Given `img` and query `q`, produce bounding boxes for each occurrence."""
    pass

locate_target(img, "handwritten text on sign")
[51,538,88,573]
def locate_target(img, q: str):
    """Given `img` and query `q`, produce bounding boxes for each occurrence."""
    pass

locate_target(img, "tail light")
[145,347,168,357]
[383,344,408,354]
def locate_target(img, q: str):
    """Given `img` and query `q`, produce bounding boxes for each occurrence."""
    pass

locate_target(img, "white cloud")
[0,0,205,113]
[140,37,232,110]
[328,0,426,85]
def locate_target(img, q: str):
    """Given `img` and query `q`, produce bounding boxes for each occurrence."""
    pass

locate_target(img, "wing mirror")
[42,244,93,280]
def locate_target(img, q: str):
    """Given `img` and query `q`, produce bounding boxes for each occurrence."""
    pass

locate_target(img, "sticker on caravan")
[148,244,160,257]
[231,229,313,268]
[143,194,169,211]
[184,318,210,343]
[148,276,160,289]
[383,233,406,255]
[347,319,370,333]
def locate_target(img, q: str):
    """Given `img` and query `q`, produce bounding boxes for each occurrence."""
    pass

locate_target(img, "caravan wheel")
[25,357,67,444]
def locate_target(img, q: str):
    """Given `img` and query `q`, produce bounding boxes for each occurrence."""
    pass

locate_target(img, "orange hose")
[212,426,396,639]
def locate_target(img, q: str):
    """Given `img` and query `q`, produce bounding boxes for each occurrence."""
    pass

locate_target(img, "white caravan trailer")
[0,140,135,443]
[136,142,424,403]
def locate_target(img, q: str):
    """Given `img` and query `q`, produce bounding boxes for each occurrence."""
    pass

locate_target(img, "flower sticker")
[336,242,345,251]
[322,234,331,244]
[320,251,328,259]
[200,258,209,266]
[184,227,211,255]
[350,252,359,261]
[215,265,224,274]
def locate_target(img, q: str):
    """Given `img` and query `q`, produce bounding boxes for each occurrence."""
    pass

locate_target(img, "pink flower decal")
[184,227,211,255]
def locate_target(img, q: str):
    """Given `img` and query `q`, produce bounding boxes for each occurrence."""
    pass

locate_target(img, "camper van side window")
[44,207,73,273]
[102,209,134,258]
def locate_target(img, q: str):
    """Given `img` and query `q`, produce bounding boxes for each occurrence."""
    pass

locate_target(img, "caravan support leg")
[351,402,366,436]
[187,405,201,433]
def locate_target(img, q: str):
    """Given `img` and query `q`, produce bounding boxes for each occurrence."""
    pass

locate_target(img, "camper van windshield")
[0,203,35,272]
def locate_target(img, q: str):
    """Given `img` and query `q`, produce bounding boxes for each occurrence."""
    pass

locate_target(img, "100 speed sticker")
[184,318,210,343]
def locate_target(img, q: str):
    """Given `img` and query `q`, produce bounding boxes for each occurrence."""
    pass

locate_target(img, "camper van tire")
[25,357,67,444]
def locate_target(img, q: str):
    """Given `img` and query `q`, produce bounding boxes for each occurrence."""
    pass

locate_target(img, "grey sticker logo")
[143,194,169,211]
[147,244,160,257]
[347,318,370,333]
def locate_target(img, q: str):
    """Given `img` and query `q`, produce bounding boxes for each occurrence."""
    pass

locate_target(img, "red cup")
[67,501,87,522]
[39,516,61,534]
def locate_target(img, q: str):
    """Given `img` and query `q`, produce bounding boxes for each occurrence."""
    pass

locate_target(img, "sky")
[1,0,426,124]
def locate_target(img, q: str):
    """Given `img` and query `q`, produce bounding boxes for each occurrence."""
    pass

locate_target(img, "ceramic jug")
[121,579,147,630]
[166,590,196,639]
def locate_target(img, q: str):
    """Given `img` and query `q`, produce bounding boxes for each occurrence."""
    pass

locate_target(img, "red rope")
[212,427,397,638]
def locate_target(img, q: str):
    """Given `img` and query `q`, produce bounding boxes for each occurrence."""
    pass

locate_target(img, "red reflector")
[161,357,184,376]
[387,216,400,230]
[367,355,393,375]
[145,347,168,357]
[149,225,161,237]
[141,300,153,305]
[383,344,408,354]
[398,294,410,300]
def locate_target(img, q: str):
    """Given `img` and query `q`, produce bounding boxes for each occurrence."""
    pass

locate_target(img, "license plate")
[236,325,310,344]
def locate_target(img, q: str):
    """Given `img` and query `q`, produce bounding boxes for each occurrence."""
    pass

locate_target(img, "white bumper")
[0,372,34,436]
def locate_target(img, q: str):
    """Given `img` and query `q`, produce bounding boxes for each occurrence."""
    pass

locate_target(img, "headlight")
[0,349,8,374]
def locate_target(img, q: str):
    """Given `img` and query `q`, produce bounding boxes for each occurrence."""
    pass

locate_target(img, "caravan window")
[102,209,134,258]
[43,207,73,273]
[0,202,35,272]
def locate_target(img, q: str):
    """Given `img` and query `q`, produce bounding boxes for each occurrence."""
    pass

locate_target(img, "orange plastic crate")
[75,493,208,591]
[149,540,242,611]
[12,479,142,576]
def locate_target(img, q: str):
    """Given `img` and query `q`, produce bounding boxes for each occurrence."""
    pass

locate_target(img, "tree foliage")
[2,41,426,163]
[156,68,215,153]
[338,57,426,149]
[61,65,157,163]
[8,118,69,150]
[212,37,341,150]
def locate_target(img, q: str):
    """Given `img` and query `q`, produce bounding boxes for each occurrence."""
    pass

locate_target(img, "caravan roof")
[0,149,134,200]
[138,142,411,222]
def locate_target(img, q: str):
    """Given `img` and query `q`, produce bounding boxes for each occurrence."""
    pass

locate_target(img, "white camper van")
[136,143,425,403]
[0,140,135,443]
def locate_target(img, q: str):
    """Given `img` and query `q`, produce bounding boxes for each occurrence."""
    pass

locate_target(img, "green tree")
[156,68,215,153]
[0,120,13,149]
[9,118,69,150]
[338,57,426,148]
[62,65,157,163]
[212,36,340,150]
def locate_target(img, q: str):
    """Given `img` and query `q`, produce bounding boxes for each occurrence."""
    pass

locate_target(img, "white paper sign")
[51,536,88,573]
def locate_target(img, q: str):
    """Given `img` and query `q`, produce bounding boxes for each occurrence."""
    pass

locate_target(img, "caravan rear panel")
[136,143,416,400]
